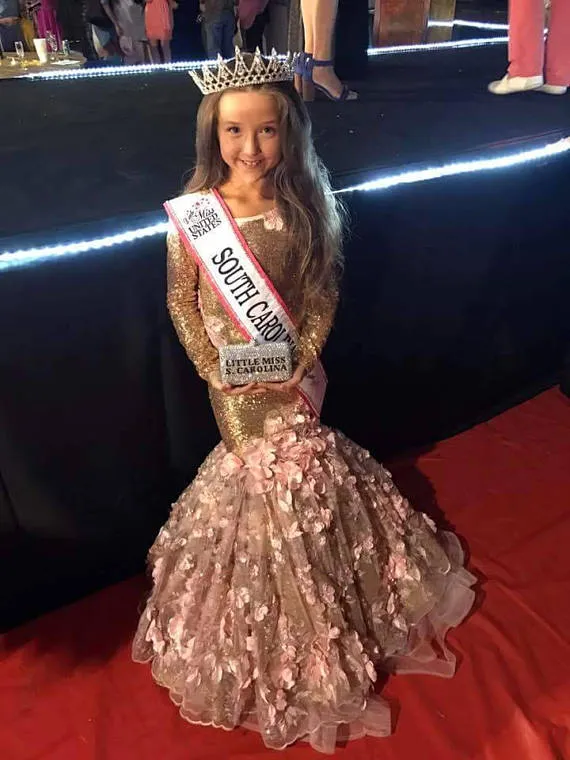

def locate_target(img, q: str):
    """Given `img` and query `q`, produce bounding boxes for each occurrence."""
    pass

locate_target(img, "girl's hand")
[258,364,306,393]
[208,369,266,396]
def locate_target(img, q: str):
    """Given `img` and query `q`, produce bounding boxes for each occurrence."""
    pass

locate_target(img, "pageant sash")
[164,189,327,416]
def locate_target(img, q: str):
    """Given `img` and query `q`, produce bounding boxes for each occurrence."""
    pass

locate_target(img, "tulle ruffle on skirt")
[133,404,476,752]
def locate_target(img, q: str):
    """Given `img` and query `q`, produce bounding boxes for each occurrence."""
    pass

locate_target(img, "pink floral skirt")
[132,404,476,752]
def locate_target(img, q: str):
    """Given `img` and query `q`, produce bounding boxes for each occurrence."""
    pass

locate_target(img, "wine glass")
[46,31,58,61]
[14,41,26,68]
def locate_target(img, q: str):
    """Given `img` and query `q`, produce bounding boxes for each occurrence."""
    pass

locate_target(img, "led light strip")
[24,58,208,81]
[337,138,570,194]
[365,6,510,30]
[23,35,509,81]
[367,36,507,56]
[429,19,508,31]
[0,222,169,269]
[2,138,568,269]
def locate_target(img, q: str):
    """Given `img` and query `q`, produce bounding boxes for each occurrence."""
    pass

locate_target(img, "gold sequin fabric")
[133,209,476,752]
[165,210,337,451]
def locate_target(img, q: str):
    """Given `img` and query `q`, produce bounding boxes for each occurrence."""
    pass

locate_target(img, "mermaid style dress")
[132,207,476,753]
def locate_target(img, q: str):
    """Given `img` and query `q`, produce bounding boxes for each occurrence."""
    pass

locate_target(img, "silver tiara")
[189,47,296,95]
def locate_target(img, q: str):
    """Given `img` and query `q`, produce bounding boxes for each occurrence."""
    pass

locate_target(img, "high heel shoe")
[293,52,315,102]
[308,58,358,102]
[293,52,308,97]
[302,53,314,102]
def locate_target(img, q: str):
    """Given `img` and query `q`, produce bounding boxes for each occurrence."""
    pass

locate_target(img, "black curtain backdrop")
[1,155,570,630]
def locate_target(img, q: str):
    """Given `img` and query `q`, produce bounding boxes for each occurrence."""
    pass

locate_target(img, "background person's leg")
[544,0,570,87]
[508,0,545,78]
[265,1,289,53]
[242,8,268,52]
[304,0,357,99]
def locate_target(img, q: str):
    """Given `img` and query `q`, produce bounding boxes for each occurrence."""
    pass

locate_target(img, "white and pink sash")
[164,189,327,417]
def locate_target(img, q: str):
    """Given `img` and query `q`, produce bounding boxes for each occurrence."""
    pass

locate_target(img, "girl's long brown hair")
[186,67,346,311]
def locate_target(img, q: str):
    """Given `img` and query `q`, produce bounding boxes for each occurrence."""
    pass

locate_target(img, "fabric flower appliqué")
[219,406,330,500]
[263,208,284,231]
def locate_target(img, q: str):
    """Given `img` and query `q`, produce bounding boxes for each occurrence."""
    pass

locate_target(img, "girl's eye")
[227,126,240,134]
[262,127,276,135]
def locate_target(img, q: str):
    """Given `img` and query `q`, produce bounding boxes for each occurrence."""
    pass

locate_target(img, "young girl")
[133,50,476,753]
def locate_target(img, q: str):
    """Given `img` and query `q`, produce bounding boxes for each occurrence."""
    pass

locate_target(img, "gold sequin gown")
[132,207,476,753]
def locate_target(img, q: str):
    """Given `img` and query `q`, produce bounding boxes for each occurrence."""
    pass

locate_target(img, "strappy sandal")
[309,58,358,102]
[293,52,310,97]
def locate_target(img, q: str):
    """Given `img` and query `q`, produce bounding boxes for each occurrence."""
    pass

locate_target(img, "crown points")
[189,49,294,95]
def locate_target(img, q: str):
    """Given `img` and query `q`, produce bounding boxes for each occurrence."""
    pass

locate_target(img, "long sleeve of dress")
[166,231,220,381]
[296,282,339,370]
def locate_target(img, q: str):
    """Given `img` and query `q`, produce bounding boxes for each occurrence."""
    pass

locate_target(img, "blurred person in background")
[112,0,148,63]
[87,0,122,60]
[145,0,177,62]
[32,0,62,47]
[489,0,570,95]
[0,0,24,52]
[171,0,203,60]
[264,0,288,53]
[200,0,235,59]
[238,0,267,52]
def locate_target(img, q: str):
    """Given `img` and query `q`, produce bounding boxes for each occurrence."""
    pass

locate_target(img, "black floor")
[2,44,569,243]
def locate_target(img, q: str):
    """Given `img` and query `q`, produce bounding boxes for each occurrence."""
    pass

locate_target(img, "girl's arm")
[166,231,220,381]
[296,282,339,371]
[260,282,338,393]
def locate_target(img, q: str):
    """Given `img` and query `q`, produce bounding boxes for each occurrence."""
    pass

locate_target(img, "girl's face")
[217,90,282,186]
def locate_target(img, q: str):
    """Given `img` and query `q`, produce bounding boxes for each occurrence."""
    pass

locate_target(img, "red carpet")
[2,389,570,760]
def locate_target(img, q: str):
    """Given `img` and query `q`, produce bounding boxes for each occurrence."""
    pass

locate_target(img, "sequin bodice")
[166,207,338,451]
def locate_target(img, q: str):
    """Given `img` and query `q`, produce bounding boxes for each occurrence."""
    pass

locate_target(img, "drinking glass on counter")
[14,41,26,68]
[46,31,58,60]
